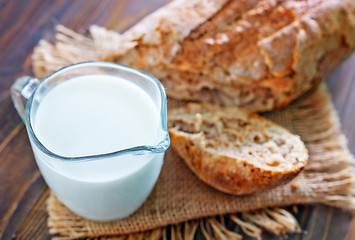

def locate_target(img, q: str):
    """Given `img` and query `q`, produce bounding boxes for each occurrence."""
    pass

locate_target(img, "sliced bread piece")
[168,103,308,195]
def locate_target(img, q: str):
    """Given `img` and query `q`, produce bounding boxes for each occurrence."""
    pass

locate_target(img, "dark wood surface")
[0,0,354,239]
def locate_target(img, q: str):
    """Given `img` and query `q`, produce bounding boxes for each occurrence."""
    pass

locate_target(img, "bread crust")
[169,131,304,195]
[168,103,308,195]
[106,0,355,112]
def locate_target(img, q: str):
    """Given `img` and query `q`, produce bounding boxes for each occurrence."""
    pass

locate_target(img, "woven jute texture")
[44,83,355,239]
[32,26,355,239]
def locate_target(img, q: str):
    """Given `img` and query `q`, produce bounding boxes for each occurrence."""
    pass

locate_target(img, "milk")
[29,74,165,221]
[34,74,159,159]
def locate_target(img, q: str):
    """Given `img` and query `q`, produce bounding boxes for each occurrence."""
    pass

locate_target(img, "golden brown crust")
[105,0,229,57]
[169,130,305,195]
[106,0,355,112]
[168,103,308,195]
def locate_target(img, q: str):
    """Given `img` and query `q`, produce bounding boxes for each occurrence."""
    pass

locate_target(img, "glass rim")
[25,61,170,162]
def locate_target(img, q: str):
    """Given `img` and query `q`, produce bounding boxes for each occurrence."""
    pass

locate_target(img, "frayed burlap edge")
[32,25,355,240]
[48,199,301,240]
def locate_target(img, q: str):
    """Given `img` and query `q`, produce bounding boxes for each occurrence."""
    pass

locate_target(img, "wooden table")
[0,0,354,239]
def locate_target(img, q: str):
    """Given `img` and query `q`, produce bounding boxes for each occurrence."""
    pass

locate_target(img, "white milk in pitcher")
[30,74,164,221]
[34,74,159,158]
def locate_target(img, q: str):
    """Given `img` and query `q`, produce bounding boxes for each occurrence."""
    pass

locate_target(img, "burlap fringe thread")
[48,191,301,240]
[33,25,355,240]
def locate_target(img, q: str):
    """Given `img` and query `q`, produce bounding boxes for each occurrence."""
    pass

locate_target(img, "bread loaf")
[168,103,308,195]
[105,0,355,112]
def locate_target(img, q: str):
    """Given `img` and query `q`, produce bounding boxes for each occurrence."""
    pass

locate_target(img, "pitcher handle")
[11,76,40,122]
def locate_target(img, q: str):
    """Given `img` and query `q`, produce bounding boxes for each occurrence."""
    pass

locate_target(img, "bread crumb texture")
[168,103,308,195]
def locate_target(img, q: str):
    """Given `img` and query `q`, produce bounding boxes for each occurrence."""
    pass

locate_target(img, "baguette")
[106,0,355,111]
[168,103,308,195]
[105,0,355,112]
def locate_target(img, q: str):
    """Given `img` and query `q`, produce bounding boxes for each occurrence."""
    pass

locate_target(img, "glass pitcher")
[11,61,170,221]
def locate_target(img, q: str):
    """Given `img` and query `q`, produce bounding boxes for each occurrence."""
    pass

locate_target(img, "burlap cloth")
[32,26,355,240]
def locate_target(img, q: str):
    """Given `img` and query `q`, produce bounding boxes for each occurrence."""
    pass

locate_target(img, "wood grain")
[0,0,354,239]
